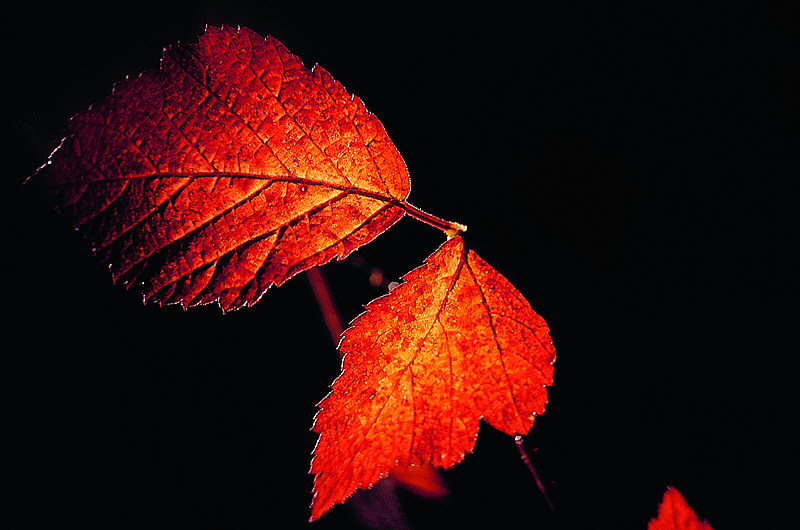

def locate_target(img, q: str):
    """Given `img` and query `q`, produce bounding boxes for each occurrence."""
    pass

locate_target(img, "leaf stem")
[514,435,556,513]
[305,267,345,352]
[399,201,467,239]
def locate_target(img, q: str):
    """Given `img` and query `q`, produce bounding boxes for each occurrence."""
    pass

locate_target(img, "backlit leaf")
[310,236,556,520]
[648,487,714,530]
[30,26,410,311]
[387,462,448,500]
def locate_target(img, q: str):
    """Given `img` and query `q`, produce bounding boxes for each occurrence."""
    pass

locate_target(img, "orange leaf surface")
[30,26,410,311]
[649,487,714,530]
[387,462,448,500]
[310,236,556,520]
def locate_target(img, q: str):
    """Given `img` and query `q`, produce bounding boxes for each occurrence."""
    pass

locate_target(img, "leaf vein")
[463,257,527,432]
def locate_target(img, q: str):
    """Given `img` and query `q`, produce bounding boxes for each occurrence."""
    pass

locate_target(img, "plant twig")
[305,266,345,353]
[399,201,467,238]
[514,435,556,513]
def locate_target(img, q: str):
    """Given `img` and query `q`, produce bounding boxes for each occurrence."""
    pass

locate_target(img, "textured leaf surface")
[310,236,556,520]
[649,487,714,530]
[31,26,409,311]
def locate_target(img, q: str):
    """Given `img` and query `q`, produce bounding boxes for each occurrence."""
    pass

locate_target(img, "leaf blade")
[31,26,410,311]
[310,236,556,520]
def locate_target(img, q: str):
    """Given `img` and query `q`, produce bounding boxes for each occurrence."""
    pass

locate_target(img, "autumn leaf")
[28,25,414,312]
[310,236,556,520]
[387,462,449,500]
[649,487,714,530]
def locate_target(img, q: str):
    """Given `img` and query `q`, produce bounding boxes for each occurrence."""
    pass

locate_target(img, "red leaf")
[387,462,448,500]
[310,236,556,520]
[30,26,410,311]
[649,487,714,530]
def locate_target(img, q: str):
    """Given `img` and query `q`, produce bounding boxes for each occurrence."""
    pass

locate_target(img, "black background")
[6,2,796,529]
